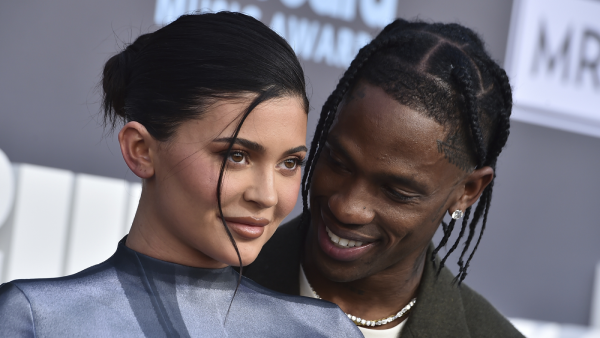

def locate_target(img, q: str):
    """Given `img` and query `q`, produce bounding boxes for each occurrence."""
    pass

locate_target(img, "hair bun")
[101,33,152,129]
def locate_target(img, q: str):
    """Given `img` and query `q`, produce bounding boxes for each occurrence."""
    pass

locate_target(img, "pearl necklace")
[306,280,417,327]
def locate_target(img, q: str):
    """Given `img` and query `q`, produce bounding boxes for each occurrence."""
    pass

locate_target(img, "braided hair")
[300,19,512,284]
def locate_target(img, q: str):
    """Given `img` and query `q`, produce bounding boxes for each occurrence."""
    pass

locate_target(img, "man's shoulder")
[255,215,304,259]
[271,215,304,241]
[457,283,524,337]
[402,251,524,338]
[243,215,305,295]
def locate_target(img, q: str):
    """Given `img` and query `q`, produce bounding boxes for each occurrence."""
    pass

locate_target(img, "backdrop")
[1,0,599,326]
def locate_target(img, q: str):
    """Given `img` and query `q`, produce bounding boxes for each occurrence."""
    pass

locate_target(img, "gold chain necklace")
[306,279,416,327]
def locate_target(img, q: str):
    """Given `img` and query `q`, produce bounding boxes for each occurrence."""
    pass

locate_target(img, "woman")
[245,19,523,337]
[0,12,362,337]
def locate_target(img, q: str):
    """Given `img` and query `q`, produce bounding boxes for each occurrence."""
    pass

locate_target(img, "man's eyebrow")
[375,173,429,195]
[283,145,308,156]
[213,137,265,153]
[328,134,428,194]
[325,135,354,163]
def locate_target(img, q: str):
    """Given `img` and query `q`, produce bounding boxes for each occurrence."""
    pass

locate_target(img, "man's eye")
[385,188,417,203]
[326,150,348,171]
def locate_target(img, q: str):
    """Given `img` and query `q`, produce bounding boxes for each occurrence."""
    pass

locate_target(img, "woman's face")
[305,82,471,282]
[143,96,307,268]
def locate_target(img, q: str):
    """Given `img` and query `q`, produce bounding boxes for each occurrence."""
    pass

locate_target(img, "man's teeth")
[326,226,363,248]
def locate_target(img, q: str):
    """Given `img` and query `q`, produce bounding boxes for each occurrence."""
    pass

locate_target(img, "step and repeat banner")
[506,0,600,138]
[153,0,395,69]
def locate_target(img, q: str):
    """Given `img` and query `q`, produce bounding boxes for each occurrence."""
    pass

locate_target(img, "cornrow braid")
[301,18,512,284]
[450,62,487,167]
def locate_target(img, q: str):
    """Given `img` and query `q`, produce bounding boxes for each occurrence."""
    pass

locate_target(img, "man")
[244,19,523,338]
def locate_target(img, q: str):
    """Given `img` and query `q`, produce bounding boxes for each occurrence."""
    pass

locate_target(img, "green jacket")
[244,216,524,338]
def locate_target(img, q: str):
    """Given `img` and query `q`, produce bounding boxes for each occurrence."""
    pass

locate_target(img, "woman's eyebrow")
[283,145,308,156]
[213,137,265,153]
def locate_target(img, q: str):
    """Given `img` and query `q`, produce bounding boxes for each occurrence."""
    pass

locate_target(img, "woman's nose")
[243,168,278,209]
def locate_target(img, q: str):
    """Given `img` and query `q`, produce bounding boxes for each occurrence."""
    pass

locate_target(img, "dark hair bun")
[101,33,152,127]
[99,12,307,140]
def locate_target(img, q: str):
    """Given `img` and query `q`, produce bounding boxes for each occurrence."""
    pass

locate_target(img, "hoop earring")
[451,210,464,220]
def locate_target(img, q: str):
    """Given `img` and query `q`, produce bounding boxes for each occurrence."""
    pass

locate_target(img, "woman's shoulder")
[237,275,363,337]
[0,258,120,317]
[0,257,144,337]
[0,282,35,337]
[4,256,118,298]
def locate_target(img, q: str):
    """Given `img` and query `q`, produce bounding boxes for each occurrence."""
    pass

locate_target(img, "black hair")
[300,19,512,284]
[101,12,308,290]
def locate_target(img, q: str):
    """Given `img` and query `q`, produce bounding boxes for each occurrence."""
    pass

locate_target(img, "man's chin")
[309,248,371,283]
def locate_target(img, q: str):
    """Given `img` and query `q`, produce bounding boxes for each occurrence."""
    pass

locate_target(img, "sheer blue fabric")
[0,238,361,337]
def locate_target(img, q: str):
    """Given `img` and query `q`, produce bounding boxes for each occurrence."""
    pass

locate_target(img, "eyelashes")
[277,157,306,171]
[228,150,248,165]
[222,149,305,173]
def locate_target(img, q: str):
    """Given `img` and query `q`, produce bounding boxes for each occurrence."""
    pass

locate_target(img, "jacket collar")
[400,245,471,338]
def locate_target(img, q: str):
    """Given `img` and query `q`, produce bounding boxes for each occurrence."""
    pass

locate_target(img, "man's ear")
[448,166,494,215]
[118,121,155,179]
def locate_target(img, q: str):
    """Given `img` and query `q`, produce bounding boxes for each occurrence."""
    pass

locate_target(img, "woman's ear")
[448,166,494,215]
[118,121,155,179]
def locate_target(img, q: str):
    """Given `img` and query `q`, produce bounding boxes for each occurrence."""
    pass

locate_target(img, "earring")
[451,210,464,220]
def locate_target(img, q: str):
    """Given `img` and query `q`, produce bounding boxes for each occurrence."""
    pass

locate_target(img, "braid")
[431,218,456,269]
[438,206,472,273]
[451,62,487,167]
[458,181,494,283]
[487,63,513,161]
[457,198,485,269]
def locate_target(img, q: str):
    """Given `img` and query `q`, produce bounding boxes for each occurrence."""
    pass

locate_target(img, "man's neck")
[301,248,426,330]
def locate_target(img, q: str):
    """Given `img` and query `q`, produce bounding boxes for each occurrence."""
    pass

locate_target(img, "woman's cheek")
[186,158,222,204]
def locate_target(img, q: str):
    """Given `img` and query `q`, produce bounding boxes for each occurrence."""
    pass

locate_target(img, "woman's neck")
[126,193,227,269]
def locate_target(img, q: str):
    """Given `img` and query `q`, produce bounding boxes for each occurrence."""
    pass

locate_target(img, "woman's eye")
[283,159,297,169]
[228,151,247,164]
[277,158,304,172]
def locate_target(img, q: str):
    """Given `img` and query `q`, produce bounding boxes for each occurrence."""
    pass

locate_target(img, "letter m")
[531,21,572,80]
[154,0,187,26]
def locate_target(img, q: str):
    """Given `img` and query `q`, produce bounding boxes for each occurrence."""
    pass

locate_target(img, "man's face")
[305,82,467,282]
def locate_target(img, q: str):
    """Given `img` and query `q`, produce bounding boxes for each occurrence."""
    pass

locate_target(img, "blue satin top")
[0,238,361,337]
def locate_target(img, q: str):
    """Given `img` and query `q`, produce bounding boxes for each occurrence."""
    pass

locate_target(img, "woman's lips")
[317,216,376,262]
[223,216,269,240]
